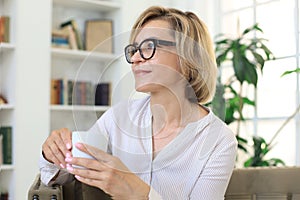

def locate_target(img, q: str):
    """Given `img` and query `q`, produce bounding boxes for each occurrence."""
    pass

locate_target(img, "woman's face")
[130,19,184,93]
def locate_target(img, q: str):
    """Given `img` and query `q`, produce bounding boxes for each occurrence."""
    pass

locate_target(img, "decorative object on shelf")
[0,94,7,105]
[0,126,12,164]
[0,16,10,43]
[85,19,113,53]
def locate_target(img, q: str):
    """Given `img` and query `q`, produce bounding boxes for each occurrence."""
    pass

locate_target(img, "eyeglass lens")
[125,39,156,64]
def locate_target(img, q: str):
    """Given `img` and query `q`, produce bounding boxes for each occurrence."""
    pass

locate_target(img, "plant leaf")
[281,68,300,77]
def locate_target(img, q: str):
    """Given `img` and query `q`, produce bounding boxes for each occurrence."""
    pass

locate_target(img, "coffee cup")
[71,130,108,160]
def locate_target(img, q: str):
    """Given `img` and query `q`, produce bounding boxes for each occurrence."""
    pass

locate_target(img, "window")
[217,0,300,166]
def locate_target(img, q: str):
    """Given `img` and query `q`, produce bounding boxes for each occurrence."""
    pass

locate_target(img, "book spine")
[68,80,74,105]
[0,134,3,164]
[0,16,10,43]
[5,16,10,43]
[50,79,60,105]
[0,126,13,164]
[71,20,83,50]
[95,83,111,106]
[0,16,4,42]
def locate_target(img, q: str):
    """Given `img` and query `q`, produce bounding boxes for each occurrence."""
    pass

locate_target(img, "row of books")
[0,126,12,165]
[0,16,10,43]
[51,19,113,53]
[51,79,111,106]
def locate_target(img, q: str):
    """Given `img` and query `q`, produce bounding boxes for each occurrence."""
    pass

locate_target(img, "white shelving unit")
[0,0,16,197]
[50,0,122,132]
[53,0,121,11]
[50,104,110,112]
[51,48,116,62]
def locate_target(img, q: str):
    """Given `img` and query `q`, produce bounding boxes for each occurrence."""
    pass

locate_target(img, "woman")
[40,6,237,199]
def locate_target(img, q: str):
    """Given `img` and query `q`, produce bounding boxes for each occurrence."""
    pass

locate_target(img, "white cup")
[71,130,108,160]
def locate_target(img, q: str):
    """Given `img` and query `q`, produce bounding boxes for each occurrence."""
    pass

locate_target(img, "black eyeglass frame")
[124,38,176,64]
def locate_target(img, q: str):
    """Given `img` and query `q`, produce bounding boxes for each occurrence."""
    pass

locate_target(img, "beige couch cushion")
[225,167,300,200]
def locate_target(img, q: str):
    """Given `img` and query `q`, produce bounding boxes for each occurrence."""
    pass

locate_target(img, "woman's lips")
[133,68,152,76]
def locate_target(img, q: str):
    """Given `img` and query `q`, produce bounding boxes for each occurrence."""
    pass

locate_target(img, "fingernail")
[75,175,81,180]
[75,143,80,148]
[65,157,72,162]
[66,152,71,158]
[67,165,73,172]
[66,143,72,150]
[60,163,65,169]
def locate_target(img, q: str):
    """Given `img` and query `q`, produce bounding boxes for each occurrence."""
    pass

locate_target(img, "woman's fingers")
[75,142,112,163]
[42,128,72,168]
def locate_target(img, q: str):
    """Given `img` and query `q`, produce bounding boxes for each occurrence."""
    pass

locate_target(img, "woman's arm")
[189,136,237,200]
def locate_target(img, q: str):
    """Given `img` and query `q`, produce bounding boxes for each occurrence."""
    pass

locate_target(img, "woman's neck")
[150,90,203,133]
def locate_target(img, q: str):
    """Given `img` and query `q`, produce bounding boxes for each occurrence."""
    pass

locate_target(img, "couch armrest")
[28,173,63,200]
[28,173,112,200]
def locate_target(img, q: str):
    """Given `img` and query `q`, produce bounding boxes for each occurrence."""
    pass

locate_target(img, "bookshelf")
[0,0,15,198]
[50,0,122,131]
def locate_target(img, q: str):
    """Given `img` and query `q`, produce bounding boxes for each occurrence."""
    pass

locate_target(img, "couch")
[28,167,300,200]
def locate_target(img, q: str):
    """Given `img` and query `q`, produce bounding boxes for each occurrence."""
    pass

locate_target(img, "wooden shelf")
[51,48,117,62]
[53,0,121,12]
[50,104,110,112]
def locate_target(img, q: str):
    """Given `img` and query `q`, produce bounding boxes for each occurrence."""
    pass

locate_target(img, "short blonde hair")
[130,6,217,104]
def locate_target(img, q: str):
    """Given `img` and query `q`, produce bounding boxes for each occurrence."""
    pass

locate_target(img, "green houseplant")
[213,23,285,167]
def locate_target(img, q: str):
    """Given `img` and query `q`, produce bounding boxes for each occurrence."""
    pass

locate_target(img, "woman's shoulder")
[197,108,237,145]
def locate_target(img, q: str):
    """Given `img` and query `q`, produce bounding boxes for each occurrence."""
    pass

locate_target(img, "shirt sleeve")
[189,133,237,200]
[39,151,74,186]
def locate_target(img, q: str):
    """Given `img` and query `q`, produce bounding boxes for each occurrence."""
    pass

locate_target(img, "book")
[0,126,12,164]
[51,79,95,105]
[73,81,94,105]
[51,29,69,48]
[0,16,10,43]
[0,134,3,164]
[60,20,83,50]
[95,82,111,106]
[59,25,78,50]
[68,80,74,105]
[50,79,60,104]
[85,19,113,53]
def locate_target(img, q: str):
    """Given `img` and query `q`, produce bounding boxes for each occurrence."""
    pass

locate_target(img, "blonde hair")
[130,6,217,104]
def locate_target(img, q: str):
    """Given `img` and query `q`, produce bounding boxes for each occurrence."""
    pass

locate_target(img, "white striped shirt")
[40,96,237,200]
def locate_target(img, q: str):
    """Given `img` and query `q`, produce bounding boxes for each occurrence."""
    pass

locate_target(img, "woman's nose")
[130,49,144,64]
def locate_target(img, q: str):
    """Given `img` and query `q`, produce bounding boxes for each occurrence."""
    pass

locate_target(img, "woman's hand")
[65,143,150,200]
[42,128,72,168]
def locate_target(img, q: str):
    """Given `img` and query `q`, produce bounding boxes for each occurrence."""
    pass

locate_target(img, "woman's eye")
[146,42,154,49]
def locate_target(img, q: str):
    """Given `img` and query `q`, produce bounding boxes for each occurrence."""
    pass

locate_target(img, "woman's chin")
[135,83,154,93]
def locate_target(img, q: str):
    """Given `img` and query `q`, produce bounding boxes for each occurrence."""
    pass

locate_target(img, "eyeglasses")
[124,38,176,64]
